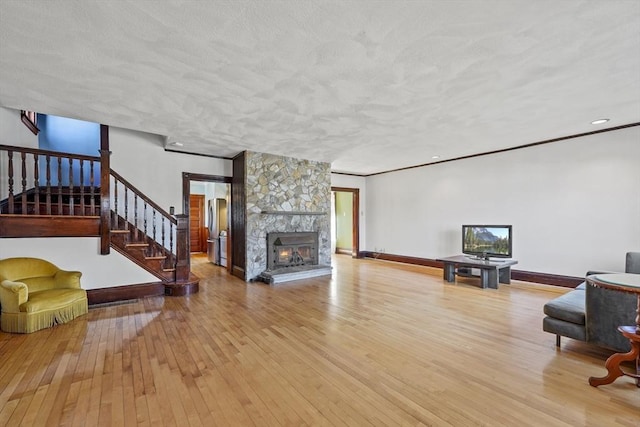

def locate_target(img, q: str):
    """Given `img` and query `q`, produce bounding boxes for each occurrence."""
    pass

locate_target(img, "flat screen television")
[462,225,512,259]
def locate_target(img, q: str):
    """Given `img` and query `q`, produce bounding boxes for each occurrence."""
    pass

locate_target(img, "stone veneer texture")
[245,151,331,280]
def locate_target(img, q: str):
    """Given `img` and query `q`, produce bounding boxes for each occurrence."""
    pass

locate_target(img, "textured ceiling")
[1,1,639,175]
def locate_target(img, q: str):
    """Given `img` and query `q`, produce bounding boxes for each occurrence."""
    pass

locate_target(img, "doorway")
[331,187,360,257]
[183,172,233,272]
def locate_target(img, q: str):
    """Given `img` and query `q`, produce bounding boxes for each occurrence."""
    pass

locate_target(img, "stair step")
[110,229,130,234]
[163,268,176,272]
[145,256,167,260]
[125,243,149,248]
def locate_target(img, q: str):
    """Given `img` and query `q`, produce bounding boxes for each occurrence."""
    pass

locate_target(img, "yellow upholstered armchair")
[0,257,88,333]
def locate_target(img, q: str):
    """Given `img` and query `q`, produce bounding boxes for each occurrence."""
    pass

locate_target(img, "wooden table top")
[587,273,640,294]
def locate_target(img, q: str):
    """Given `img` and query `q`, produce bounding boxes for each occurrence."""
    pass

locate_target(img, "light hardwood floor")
[1,255,638,426]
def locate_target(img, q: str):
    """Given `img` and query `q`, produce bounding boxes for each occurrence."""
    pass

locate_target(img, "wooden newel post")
[99,125,111,255]
[175,214,190,282]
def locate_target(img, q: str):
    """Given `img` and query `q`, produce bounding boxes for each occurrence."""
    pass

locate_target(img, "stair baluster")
[80,160,85,215]
[152,209,157,247]
[170,222,174,264]
[134,193,139,242]
[143,201,148,236]
[90,161,95,214]
[124,185,128,231]
[68,157,74,216]
[45,154,51,215]
[113,176,118,228]
[20,152,27,214]
[57,157,62,214]
[161,216,166,260]
[34,154,40,214]
[7,150,14,214]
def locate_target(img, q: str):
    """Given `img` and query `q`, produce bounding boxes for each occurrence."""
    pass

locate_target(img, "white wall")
[331,173,367,251]
[0,107,39,148]
[109,127,232,214]
[365,126,640,277]
[0,238,157,289]
[0,108,40,199]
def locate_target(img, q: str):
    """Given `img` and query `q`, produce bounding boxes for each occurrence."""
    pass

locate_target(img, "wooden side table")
[586,273,640,387]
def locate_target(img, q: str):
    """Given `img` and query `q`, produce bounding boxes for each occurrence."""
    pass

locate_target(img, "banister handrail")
[110,169,176,224]
[0,144,100,162]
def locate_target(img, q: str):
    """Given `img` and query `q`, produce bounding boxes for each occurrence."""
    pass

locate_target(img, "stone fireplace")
[267,232,318,270]
[238,151,332,282]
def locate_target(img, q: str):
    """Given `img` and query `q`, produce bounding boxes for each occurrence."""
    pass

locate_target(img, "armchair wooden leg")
[556,335,561,347]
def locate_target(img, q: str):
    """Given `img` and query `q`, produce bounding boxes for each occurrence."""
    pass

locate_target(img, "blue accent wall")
[37,114,101,186]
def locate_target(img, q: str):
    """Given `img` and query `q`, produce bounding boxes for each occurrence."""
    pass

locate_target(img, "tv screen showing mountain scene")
[462,225,512,257]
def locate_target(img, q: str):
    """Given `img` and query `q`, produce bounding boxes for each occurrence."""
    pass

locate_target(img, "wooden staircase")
[109,212,177,283]
[0,142,198,296]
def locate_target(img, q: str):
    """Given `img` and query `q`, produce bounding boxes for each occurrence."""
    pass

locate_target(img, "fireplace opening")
[268,232,318,270]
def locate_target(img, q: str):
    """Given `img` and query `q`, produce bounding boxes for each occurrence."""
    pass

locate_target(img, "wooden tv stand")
[436,255,518,289]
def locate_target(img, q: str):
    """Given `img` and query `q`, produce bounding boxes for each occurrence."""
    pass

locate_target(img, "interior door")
[189,194,205,253]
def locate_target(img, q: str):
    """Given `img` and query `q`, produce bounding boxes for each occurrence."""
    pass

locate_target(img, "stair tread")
[110,229,130,234]
[163,268,176,272]
[125,243,149,248]
[145,256,167,260]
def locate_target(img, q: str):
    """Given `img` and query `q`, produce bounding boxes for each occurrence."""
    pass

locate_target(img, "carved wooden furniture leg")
[585,277,640,387]
[589,327,640,387]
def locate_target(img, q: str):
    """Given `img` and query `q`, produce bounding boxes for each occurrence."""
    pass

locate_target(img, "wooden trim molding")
[361,252,443,268]
[0,215,100,237]
[510,270,583,288]
[360,251,584,288]
[87,282,165,305]
[363,122,640,177]
[231,153,246,279]
[99,124,111,255]
[87,278,200,305]
[330,171,366,177]
[181,172,231,215]
[182,171,233,275]
[331,186,360,258]
[164,148,234,160]
[182,172,232,183]
[232,265,245,280]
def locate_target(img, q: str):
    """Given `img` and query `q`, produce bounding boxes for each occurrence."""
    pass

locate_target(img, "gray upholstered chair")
[586,252,640,351]
[543,252,639,352]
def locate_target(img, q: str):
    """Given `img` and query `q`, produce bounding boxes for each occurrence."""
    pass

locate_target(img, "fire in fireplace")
[267,232,318,269]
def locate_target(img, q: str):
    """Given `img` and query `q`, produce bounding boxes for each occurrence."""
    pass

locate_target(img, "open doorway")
[331,187,360,257]
[183,172,232,272]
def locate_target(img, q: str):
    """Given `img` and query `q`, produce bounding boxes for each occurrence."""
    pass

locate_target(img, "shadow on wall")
[38,114,101,186]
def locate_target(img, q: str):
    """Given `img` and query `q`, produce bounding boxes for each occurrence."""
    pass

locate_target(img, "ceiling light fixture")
[591,118,609,125]
[170,141,184,147]
[432,155,440,159]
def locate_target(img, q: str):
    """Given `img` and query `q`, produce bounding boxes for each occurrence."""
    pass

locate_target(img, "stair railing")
[110,170,189,282]
[0,144,101,216]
